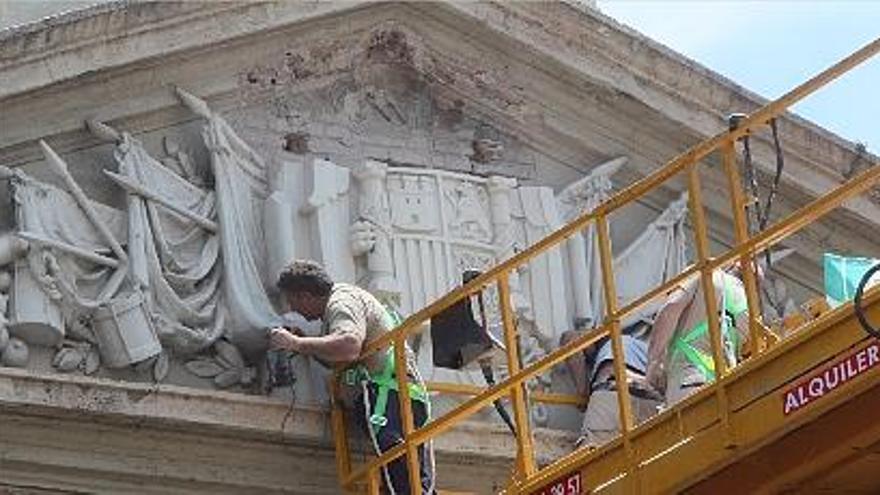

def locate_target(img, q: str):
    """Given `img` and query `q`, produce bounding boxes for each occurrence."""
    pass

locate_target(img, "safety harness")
[669,276,749,382]
[342,306,430,433]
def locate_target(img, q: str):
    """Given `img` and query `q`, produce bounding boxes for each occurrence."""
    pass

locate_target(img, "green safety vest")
[669,276,749,382]
[341,305,430,433]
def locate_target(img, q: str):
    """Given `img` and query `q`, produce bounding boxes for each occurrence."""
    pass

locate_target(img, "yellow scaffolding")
[331,36,880,494]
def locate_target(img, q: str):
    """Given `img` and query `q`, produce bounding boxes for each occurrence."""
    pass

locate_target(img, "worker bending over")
[270,260,434,494]
[647,266,752,405]
[561,321,662,447]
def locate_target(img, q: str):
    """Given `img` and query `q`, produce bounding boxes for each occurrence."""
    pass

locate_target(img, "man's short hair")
[276,260,334,297]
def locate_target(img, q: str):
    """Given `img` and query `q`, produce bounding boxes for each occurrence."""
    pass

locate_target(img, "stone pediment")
[2,1,877,240]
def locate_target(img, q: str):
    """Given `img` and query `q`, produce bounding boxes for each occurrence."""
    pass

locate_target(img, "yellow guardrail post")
[393,334,422,494]
[595,214,639,489]
[499,272,538,478]
[368,467,381,495]
[721,140,765,356]
[687,161,735,447]
[330,379,353,492]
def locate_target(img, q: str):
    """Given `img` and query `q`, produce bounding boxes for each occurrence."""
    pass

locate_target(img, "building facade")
[1,2,877,493]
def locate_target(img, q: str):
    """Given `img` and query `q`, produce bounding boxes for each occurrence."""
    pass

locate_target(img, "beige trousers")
[578,389,662,447]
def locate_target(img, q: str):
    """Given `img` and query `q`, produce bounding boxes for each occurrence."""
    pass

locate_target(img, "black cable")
[740,134,764,236]
[854,263,880,339]
[266,349,298,437]
[761,118,786,231]
[480,360,518,437]
[280,374,297,436]
[752,118,789,317]
[733,116,791,320]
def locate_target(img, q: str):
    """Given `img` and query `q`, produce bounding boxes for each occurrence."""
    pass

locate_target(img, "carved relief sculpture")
[353,159,398,299]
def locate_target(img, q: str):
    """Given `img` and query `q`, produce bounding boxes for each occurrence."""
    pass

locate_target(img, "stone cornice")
[421,2,880,222]
[0,366,330,442]
[0,1,876,256]
[0,0,871,160]
[0,366,573,453]
[0,367,574,492]
[0,1,377,99]
[1,1,874,220]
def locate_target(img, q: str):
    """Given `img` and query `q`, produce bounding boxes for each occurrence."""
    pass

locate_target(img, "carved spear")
[39,140,128,264]
[103,170,218,233]
[16,231,119,268]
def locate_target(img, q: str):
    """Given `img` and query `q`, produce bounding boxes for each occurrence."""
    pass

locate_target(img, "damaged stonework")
[230,22,537,179]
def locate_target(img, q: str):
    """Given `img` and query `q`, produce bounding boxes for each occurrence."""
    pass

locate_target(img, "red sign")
[532,471,582,495]
[783,341,880,416]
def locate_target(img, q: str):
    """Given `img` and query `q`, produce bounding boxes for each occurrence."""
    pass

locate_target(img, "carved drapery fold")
[196,96,280,357]
[613,193,690,326]
[115,132,223,354]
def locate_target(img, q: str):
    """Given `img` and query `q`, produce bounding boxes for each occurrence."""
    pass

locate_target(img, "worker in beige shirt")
[647,268,752,405]
[269,260,434,494]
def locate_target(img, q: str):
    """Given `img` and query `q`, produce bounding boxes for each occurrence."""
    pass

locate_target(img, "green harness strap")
[342,304,430,433]
[670,277,749,381]
[367,349,430,431]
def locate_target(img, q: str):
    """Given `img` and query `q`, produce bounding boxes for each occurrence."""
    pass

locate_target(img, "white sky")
[597,1,880,152]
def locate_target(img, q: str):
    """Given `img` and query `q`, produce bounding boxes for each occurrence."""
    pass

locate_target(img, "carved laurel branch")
[52,340,100,375]
[184,339,255,389]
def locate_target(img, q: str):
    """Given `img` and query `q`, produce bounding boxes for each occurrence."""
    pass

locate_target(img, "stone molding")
[0,367,574,493]
[423,2,879,220]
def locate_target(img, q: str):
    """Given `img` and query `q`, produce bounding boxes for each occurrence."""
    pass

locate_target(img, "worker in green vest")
[646,266,754,405]
[269,260,434,494]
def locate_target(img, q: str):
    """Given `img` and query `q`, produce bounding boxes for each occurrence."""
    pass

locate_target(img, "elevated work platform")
[330,36,880,494]
[522,288,880,494]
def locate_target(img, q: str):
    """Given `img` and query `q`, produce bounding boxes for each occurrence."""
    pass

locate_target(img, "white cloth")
[515,186,569,347]
[559,168,689,328]
[613,193,690,326]
[557,158,624,327]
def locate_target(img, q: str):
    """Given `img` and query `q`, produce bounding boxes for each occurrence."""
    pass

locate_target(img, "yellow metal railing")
[331,37,880,494]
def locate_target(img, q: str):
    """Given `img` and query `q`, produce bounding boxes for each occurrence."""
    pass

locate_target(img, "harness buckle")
[369,414,388,428]
[343,368,361,386]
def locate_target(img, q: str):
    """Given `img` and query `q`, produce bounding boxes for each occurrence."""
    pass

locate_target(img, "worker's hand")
[269,327,303,353]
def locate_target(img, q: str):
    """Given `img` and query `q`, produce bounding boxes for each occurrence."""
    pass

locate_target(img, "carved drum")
[8,257,65,347]
[93,291,162,368]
